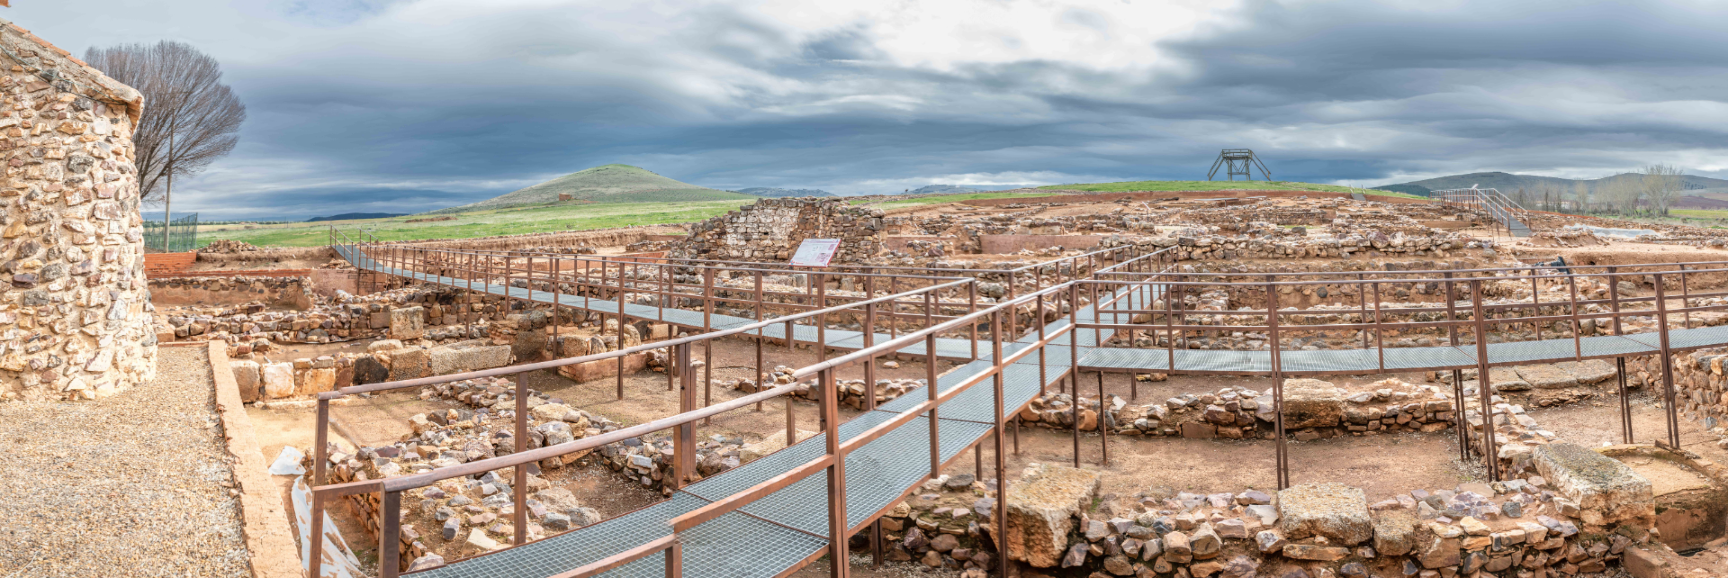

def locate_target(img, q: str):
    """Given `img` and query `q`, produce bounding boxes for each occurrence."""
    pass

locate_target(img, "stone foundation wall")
[149,275,314,309]
[1627,347,1728,429]
[677,198,884,263]
[0,22,155,401]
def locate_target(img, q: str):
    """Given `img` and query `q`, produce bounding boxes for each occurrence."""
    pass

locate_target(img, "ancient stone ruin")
[0,22,154,401]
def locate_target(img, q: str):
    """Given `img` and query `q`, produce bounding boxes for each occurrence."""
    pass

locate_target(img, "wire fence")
[143,213,199,252]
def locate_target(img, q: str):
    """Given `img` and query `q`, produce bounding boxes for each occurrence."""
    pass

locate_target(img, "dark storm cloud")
[8,0,1728,220]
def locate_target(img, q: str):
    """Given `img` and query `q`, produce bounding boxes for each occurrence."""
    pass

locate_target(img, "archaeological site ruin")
[51,182,1727,578]
[9,18,1728,578]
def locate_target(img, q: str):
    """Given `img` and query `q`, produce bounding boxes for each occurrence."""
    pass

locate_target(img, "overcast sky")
[12,0,1728,220]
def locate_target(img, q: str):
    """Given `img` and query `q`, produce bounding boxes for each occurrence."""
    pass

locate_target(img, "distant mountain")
[1377,171,1728,197]
[430,164,753,214]
[306,212,405,222]
[735,187,836,198]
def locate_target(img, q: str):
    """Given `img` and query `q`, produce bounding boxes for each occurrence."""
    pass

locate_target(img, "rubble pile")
[726,364,925,409]
[994,463,1647,578]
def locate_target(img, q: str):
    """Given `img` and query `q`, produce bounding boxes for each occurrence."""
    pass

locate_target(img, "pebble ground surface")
[0,346,251,578]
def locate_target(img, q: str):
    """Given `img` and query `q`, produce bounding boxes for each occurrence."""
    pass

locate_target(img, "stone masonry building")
[0,19,155,400]
[676,198,885,264]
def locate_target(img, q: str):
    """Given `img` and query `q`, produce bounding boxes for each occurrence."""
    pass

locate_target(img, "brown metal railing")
[307,270,973,578]
[324,229,1728,576]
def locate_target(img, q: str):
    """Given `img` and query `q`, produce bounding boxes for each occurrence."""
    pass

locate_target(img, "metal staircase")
[1431,186,1532,238]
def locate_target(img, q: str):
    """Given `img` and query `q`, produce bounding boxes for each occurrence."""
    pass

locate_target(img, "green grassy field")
[202,199,751,248]
[853,191,1054,208]
[1039,180,1427,199]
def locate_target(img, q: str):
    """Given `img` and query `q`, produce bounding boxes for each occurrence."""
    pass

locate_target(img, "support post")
[1654,273,1682,449]
[1268,278,1288,490]
[1469,280,1499,481]
[820,367,850,578]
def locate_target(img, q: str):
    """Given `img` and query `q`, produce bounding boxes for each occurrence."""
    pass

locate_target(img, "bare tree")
[82,41,246,204]
[1573,180,1590,214]
[1641,164,1684,217]
[1604,174,1644,215]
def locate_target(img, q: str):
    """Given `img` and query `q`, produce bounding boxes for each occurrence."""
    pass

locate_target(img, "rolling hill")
[1377,171,1728,197]
[306,212,406,222]
[431,164,753,213]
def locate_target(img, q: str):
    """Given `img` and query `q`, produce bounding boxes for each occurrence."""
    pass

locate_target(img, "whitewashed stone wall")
[0,20,154,400]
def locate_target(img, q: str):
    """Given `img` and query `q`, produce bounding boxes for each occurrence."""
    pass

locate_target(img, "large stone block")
[1282,379,1345,428]
[231,360,261,402]
[261,362,295,399]
[1556,359,1617,385]
[1489,367,1531,392]
[354,355,389,385]
[1372,510,1419,556]
[1006,463,1102,568]
[390,306,426,340]
[430,345,512,375]
[299,367,336,395]
[1514,365,1578,389]
[389,348,430,381]
[1533,443,1654,527]
[1278,482,1372,545]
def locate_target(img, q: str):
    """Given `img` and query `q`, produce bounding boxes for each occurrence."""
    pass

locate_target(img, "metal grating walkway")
[335,245,1717,578]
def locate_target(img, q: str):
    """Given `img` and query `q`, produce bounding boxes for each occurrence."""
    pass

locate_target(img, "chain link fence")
[143,213,199,253]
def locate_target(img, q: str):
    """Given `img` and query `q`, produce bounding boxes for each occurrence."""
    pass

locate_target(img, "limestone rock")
[1556,359,1616,385]
[1513,364,1577,390]
[261,362,295,399]
[1282,379,1345,428]
[1278,482,1372,545]
[1371,510,1418,556]
[1006,464,1101,568]
[391,306,427,340]
[1532,443,1654,526]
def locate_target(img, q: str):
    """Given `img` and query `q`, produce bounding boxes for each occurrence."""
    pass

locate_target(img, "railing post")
[927,330,940,480]
[1267,277,1287,490]
[665,536,683,578]
[703,267,715,424]
[1653,273,1682,449]
[991,301,1010,578]
[513,371,528,545]
[676,342,697,488]
[1469,279,1499,481]
[969,282,979,360]
[755,271,765,412]
[820,367,851,578]
[309,399,330,578]
[381,490,402,578]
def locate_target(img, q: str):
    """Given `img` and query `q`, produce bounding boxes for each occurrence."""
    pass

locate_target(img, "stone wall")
[0,20,155,401]
[149,275,314,309]
[677,198,885,263]
[1628,347,1728,430]
[984,463,1647,578]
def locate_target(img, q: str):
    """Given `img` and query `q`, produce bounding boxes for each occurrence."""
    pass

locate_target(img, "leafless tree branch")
[82,41,245,204]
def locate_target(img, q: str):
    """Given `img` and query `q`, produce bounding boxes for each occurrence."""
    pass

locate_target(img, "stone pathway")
[0,346,251,578]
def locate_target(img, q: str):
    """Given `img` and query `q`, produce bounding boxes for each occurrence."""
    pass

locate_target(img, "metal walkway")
[336,246,1709,578]
[340,246,1091,578]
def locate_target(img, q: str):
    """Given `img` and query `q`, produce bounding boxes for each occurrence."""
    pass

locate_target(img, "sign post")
[789,239,841,268]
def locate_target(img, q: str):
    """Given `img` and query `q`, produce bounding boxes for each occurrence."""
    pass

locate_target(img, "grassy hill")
[1382,171,1728,197]
[1039,180,1424,199]
[203,199,751,248]
[431,164,752,214]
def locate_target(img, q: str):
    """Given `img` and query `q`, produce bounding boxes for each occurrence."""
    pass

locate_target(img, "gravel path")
[0,346,251,578]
